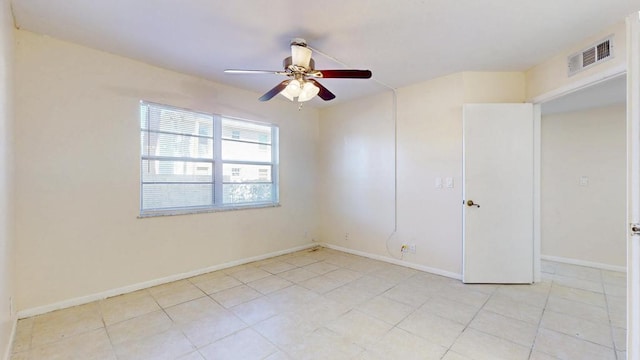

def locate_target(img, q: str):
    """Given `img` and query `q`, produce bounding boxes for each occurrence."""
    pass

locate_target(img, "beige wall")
[0,0,15,356]
[318,92,396,259]
[541,104,626,267]
[14,30,320,311]
[526,21,626,100]
[319,72,525,276]
[0,0,13,355]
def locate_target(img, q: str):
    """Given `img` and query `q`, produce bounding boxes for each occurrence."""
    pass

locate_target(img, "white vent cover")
[567,36,614,76]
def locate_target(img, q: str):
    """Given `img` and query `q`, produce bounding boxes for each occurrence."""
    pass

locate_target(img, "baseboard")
[22,245,615,320]
[321,243,462,280]
[3,316,17,360]
[17,243,317,319]
[541,254,626,273]
[16,242,462,319]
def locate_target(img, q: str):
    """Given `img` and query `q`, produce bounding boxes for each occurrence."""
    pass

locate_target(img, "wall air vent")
[567,36,614,77]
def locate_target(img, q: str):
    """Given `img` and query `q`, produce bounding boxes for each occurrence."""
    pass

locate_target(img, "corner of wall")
[1,0,16,357]
[462,71,526,103]
[13,29,322,311]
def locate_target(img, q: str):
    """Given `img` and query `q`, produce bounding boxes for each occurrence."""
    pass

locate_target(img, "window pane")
[144,105,213,136]
[141,104,149,129]
[222,118,272,144]
[222,164,271,183]
[142,160,213,183]
[141,131,212,159]
[142,184,212,209]
[223,184,273,204]
[222,140,271,162]
[140,102,278,214]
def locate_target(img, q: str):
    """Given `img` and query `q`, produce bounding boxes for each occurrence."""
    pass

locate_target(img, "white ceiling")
[10,0,640,107]
[542,75,627,115]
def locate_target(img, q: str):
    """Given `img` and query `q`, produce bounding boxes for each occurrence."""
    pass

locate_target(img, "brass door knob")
[466,200,480,208]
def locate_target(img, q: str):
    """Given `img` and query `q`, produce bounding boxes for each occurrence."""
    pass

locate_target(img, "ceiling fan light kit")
[298,81,321,102]
[224,38,372,103]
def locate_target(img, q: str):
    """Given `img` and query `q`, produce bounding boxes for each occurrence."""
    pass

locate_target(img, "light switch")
[579,176,589,186]
[446,177,454,188]
[435,177,443,189]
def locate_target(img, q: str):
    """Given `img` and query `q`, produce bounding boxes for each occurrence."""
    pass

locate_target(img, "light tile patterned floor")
[10,247,627,359]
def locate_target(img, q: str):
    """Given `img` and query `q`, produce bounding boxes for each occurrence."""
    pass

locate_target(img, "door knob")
[466,200,480,208]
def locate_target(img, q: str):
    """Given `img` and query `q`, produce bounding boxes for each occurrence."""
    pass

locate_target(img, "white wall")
[0,0,15,356]
[318,92,396,257]
[14,30,320,311]
[319,72,525,276]
[541,104,626,267]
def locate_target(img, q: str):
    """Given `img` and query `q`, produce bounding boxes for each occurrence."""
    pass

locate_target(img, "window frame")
[139,101,279,217]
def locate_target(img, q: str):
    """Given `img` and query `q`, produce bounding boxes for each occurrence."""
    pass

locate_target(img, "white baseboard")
[17,243,318,319]
[16,242,461,319]
[541,254,626,273]
[3,316,17,360]
[321,243,462,280]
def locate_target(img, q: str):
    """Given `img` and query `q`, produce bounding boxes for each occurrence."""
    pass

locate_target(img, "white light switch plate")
[446,177,454,188]
[579,176,589,186]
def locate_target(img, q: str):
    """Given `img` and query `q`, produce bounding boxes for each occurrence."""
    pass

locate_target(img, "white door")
[626,11,640,360]
[463,103,534,284]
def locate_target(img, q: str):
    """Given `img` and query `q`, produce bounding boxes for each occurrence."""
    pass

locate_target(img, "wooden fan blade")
[314,69,372,79]
[259,80,289,101]
[308,79,336,101]
[225,69,288,75]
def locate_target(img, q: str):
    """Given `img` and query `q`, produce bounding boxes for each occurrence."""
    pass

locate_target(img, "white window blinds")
[140,101,278,215]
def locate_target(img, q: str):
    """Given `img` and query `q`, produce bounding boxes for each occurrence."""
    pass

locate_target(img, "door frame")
[529,12,639,358]
[529,64,626,283]
[626,11,639,360]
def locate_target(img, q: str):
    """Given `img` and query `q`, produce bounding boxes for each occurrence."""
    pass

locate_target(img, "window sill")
[138,203,281,218]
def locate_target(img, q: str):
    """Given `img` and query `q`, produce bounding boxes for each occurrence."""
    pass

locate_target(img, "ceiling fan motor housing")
[283,56,315,72]
[290,38,307,47]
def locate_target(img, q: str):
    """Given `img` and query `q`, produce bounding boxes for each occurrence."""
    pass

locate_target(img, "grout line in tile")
[602,270,623,360]
[10,253,626,360]
[441,282,499,355]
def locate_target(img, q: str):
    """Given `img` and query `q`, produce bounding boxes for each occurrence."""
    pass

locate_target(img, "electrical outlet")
[401,244,408,253]
[9,296,12,314]
[304,230,308,238]
[345,232,349,241]
[409,244,416,253]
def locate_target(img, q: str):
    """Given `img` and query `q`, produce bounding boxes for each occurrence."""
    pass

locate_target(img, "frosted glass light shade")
[291,45,312,68]
[280,90,295,101]
[298,82,320,102]
[280,79,301,101]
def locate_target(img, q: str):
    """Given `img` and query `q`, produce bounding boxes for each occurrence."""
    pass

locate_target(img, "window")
[140,101,278,216]
[258,168,269,181]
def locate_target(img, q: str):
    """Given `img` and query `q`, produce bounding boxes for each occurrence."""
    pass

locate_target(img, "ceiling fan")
[224,38,372,103]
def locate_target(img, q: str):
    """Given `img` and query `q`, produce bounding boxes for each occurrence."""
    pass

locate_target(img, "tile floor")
[10,247,627,359]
